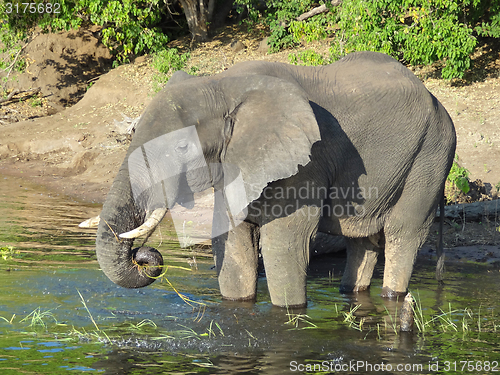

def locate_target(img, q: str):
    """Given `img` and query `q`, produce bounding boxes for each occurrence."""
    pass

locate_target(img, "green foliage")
[289,13,336,43]
[0,15,26,72]
[152,48,193,92]
[331,0,498,79]
[234,0,263,24]
[30,96,42,107]
[81,0,170,64]
[266,1,332,51]
[152,48,191,74]
[475,10,500,37]
[238,0,499,79]
[0,0,170,63]
[447,156,470,194]
[267,21,296,52]
[289,49,328,66]
[235,0,336,52]
[0,246,19,261]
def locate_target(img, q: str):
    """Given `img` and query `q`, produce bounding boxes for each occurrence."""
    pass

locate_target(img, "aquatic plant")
[0,246,19,261]
[20,307,63,330]
[285,311,318,330]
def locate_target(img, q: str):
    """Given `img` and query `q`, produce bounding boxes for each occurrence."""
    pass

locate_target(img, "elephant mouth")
[119,207,168,239]
[131,246,164,280]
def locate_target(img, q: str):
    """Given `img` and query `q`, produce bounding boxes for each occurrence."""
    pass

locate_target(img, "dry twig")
[0,87,41,106]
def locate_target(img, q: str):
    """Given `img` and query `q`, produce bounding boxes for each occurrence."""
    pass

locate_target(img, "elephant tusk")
[119,207,168,239]
[79,215,101,228]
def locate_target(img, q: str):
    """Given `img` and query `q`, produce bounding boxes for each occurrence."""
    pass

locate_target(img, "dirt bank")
[0,26,499,262]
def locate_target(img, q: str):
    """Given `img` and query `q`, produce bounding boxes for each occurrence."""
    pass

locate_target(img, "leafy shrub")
[1,0,170,63]
[238,0,499,79]
[331,0,498,79]
[267,21,297,52]
[0,36,26,73]
[152,48,191,74]
[235,0,335,52]
[447,156,470,195]
[289,13,336,43]
[152,48,192,91]
[289,49,328,66]
[0,4,27,72]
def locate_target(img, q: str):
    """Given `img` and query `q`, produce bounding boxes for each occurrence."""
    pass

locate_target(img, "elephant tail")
[435,193,445,282]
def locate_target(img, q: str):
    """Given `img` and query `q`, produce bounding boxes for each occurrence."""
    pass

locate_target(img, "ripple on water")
[0,174,500,374]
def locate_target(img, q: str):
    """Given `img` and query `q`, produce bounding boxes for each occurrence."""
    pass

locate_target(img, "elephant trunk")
[96,160,164,288]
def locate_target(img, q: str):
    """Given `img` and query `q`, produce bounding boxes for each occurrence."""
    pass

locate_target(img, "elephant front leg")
[260,206,319,308]
[212,221,259,301]
[340,237,381,293]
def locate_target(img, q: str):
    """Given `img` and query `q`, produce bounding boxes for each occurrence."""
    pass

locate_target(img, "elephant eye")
[175,140,189,154]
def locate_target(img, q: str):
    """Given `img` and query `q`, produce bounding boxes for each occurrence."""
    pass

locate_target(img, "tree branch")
[0,87,41,106]
[0,89,19,105]
[296,4,328,22]
[437,200,500,222]
[296,1,342,22]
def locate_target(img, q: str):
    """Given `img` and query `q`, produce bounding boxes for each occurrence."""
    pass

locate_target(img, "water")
[0,175,499,374]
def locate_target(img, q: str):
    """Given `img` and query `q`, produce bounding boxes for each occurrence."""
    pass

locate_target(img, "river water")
[0,175,499,374]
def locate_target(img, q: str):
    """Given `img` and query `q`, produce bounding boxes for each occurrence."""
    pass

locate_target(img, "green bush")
[235,0,335,52]
[289,11,337,47]
[331,0,499,79]
[266,1,333,51]
[238,0,499,79]
[474,5,500,38]
[0,30,24,72]
[447,156,470,194]
[152,48,193,92]
[289,49,328,66]
[0,0,170,64]
[152,48,191,74]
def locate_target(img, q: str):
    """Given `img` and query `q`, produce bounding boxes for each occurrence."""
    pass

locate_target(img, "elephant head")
[95,69,321,289]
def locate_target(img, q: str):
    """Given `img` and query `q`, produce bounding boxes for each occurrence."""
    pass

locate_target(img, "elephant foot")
[269,302,307,309]
[221,294,256,303]
[380,286,407,299]
[284,302,307,309]
[339,284,370,294]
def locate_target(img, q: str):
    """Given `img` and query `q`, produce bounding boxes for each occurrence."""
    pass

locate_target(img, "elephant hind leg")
[212,221,259,301]
[340,236,381,293]
[381,167,442,298]
[381,224,431,298]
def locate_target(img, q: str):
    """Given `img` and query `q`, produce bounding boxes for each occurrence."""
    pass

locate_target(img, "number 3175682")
[5,2,61,14]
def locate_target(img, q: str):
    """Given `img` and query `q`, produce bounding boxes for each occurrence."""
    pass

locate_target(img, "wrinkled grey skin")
[96,52,456,307]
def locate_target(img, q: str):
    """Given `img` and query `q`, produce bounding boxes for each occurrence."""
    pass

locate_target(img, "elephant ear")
[221,75,321,205]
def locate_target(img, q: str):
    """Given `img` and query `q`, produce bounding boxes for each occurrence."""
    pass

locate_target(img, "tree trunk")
[179,0,209,41]
[207,0,216,21]
[211,0,235,30]
[437,200,500,222]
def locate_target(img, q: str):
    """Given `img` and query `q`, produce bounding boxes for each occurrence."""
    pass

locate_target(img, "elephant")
[89,51,456,308]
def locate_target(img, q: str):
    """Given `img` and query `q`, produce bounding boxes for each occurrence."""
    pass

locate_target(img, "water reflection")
[0,174,499,374]
[0,175,99,262]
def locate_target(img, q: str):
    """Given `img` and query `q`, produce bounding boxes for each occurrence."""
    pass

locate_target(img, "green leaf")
[455,177,470,194]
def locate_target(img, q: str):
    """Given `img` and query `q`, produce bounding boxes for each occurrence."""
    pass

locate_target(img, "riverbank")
[0,25,499,261]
